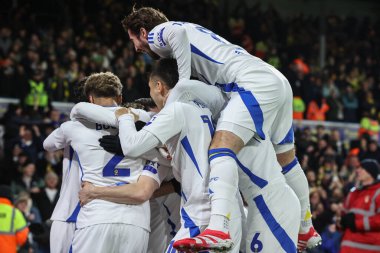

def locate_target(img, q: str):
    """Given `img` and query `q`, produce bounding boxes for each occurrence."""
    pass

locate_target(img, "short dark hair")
[84,72,122,98]
[122,6,168,35]
[150,59,179,89]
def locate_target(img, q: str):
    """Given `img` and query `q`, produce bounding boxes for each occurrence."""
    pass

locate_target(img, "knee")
[210,130,244,154]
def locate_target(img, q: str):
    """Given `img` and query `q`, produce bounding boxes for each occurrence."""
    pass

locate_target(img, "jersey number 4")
[103,155,130,177]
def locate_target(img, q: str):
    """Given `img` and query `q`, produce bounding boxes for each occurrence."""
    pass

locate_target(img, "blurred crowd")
[0,0,380,252]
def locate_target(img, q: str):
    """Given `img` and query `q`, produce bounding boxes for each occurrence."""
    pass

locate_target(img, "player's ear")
[88,95,94,104]
[139,28,148,39]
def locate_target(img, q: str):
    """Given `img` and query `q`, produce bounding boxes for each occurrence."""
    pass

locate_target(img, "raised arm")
[151,24,191,80]
[80,175,159,205]
[165,79,227,120]
[116,105,182,158]
[70,102,117,126]
[70,102,151,127]
[43,127,67,152]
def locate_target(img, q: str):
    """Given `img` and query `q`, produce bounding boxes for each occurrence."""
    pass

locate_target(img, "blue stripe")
[69,244,73,253]
[208,148,268,189]
[235,157,268,189]
[181,136,203,178]
[66,202,81,222]
[148,32,154,36]
[190,44,223,64]
[115,182,129,186]
[158,27,166,46]
[254,195,297,253]
[143,165,158,174]
[163,203,177,237]
[281,158,298,174]
[238,90,265,140]
[75,152,84,182]
[181,190,188,202]
[181,208,200,237]
[167,240,174,253]
[103,155,130,177]
[215,82,243,92]
[278,126,294,145]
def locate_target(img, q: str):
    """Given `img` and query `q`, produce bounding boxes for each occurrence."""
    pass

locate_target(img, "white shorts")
[50,220,75,253]
[216,74,294,148]
[149,193,181,252]
[244,181,300,253]
[148,199,168,253]
[71,223,149,253]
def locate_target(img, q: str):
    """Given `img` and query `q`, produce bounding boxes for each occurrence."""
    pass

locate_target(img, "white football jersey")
[148,21,284,90]
[142,100,213,227]
[45,107,155,231]
[237,137,285,200]
[42,140,81,222]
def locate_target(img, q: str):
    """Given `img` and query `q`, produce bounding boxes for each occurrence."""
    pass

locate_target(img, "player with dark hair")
[122,6,320,251]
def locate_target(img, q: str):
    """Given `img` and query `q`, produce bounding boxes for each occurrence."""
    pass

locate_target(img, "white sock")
[207,154,239,233]
[284,161,313,233]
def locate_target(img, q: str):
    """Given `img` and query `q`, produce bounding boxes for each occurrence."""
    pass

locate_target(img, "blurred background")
[0,0,379,252]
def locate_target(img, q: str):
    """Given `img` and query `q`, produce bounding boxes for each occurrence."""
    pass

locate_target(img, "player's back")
[60,109,150,230]
[149,22,280,87]
[171,100,212,226]
[144,100,212,227]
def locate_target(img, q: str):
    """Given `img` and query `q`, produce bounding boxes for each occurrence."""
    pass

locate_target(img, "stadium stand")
[0,0,379,252]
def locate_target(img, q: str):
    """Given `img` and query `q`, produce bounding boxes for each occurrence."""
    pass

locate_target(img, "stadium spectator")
[32,172,59,222]
[0,185,29,253]
[339,159,380,253]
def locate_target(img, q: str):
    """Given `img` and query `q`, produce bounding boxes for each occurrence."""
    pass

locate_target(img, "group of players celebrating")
[44,6,323,253]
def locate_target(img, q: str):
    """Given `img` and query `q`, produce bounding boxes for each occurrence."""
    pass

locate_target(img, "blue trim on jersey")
[208,188,214,194]
[163,203,177,237]
[158,27,166,46]
[143,165,158,174]
[181,136,203,178]
[69,244,73,253]
[281,157,298,175]
[181,208,200,237]
[115,182,129,186]
[208,148,268,189]
[66,202,81,222]
[213,83,266,140]
[75,152,84,182]
[103,155,130,177]
[190,44,223,64]
[235,156,268,189]
[215,82,243,92]
[181,190,188,202]
[238,90,266,140]
[254,195,297,253]
[278,126,294,145]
